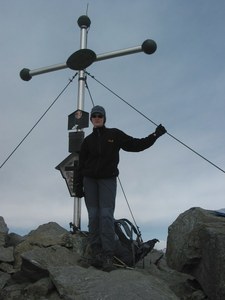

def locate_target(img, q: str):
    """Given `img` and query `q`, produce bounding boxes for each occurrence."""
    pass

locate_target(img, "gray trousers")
[83,176,117,257]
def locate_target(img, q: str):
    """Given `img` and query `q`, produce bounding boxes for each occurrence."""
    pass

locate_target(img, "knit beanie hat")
[90,105,106,123]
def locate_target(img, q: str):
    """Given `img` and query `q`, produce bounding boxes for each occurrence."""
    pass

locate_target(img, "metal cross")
[20,15,157,231]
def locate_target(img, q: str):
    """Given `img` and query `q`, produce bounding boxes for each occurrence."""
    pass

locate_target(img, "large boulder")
[166,207,225,300]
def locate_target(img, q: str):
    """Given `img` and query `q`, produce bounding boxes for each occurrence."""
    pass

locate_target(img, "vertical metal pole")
[73,15,91,229]
[73,196,81,230]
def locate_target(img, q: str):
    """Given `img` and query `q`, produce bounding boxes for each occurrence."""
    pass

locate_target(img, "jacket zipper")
[95,128,102,176]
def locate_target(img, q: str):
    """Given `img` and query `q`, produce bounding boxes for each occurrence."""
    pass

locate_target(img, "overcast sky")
[0,1,224,249]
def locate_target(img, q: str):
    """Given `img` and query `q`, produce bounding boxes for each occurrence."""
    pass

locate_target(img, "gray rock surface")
[0,247,14,263]
[166,207,225,300]
[49,265,178,300]
[0,215,207,299]
[0,271,10,290]
[0,217,8,247]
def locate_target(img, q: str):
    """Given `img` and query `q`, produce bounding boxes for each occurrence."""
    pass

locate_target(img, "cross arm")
[19,39,157,81]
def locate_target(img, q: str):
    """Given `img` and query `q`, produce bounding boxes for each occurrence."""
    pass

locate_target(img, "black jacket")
[77,126,157,185]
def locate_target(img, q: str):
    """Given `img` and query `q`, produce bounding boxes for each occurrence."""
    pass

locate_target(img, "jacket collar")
[93,125,106,134]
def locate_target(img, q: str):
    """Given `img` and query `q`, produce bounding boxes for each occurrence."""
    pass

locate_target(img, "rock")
[13,222,71,269]
[49,265,179,300]
[6,232,25,247]
[166,207,225,300]
[0,282,28,299]
[137,250,206,300]
[0,217,8,247]
[0,271,10,290]
[24,222,68,247]
[0,246,14,263]
[20,256,50,283]
[13,240,39,271]
[0,262,16,274]
[19,245,80,282]
[23,277,55,298]
[21,245,80,269]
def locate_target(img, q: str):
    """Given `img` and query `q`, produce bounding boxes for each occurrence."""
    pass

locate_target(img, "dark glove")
[154,124,167,138]
[74,183,84,198]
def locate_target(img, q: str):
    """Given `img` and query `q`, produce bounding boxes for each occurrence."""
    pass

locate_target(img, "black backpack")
[114,218,159,267]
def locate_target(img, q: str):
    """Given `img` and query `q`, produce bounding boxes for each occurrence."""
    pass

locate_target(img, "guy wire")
[0,73,78,169]
[85,77,95,107]
[118,176,143,241]
[85,71,225,174]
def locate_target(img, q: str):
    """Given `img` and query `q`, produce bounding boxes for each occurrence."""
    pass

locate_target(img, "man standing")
[75,105,166,271]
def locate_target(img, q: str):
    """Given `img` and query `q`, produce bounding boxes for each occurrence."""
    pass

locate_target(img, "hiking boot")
[102,256,117,272]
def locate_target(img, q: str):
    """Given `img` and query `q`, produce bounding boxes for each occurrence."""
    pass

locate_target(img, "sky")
[0,0,225,249]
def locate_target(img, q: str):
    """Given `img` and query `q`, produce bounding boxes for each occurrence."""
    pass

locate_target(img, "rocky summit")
[1,207,224,299]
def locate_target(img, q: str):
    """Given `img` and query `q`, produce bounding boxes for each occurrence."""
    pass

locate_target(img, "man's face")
[91,114,104,128]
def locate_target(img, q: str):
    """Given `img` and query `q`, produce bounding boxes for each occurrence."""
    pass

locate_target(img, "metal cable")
[85,78,95,107]
[0,73,78,169]
[85,71,225,174]
[118,176,143,241]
